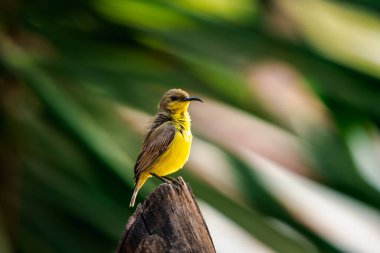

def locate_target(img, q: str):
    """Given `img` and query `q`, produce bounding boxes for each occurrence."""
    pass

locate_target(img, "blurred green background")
[1,0,380,252]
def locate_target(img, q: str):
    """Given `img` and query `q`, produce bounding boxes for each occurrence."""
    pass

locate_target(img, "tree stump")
[116,177,216,253]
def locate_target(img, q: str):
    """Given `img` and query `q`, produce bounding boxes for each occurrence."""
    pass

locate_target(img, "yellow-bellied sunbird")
[129,89,203,207]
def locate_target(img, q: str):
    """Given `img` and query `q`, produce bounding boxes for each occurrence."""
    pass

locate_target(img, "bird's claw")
[163,176,175,182]
[170,180,181,191]
[150,173,180,191]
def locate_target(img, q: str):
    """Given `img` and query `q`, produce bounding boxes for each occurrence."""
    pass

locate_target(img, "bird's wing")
[134,122,175,179]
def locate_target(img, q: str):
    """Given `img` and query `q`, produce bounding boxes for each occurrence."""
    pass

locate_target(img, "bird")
[129,88,203,207]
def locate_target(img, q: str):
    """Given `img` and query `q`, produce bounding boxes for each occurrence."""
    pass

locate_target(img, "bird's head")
[159,88,203,113]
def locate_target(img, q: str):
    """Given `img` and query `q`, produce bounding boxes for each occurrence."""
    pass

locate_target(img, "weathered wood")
[117,177,216,253]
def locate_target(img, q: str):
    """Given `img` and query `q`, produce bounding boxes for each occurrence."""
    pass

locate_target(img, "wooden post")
[116,177,216,253]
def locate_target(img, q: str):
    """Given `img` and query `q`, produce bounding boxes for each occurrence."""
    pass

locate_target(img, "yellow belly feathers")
[150,130,192,176]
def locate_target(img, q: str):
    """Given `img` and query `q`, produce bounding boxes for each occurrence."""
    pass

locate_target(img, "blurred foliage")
[1,0,380,252]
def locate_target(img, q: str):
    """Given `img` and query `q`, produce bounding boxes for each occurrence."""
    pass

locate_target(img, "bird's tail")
[129,174,148,207]
[129,186,139,207]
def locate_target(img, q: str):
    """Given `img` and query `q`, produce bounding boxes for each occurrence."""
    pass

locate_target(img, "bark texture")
[117,177,216,253]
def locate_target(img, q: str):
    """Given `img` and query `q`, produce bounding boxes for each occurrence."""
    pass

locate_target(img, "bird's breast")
[151,130,192,176]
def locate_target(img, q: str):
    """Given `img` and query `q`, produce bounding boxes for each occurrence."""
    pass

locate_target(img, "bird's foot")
[150,173,180,191]
[163,176,176,182]
[163,176,180,189]
[150,172,171,183]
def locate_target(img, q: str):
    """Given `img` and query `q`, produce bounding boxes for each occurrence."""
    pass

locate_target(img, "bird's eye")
[170,95,178,101]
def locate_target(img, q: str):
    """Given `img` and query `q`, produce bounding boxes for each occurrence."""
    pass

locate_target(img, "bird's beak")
[181,97,204,103]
